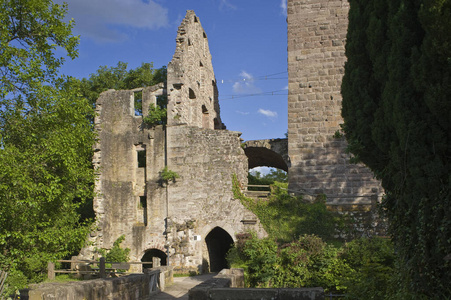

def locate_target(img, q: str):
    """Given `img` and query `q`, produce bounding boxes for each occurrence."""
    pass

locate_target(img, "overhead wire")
[218,71,288,84]
[218,71,288,101]
[219,89,288,101]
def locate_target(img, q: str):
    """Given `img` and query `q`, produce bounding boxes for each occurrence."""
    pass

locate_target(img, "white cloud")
[232,70,261,94]
[258,108,278,118]
[57,0,169,43]
[280,0,287,16]
[219,0,237,10]
[236,110,250,115]
[239,70,253,80]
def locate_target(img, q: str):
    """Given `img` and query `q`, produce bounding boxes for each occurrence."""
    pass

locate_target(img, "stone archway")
[205,227,234,272]
[243,138,289,172]
[141,248,167,270]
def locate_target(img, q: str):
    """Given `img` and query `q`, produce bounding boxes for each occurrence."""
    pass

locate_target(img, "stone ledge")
[189,269,324,300]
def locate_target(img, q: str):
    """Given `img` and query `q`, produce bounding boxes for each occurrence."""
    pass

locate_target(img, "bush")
[340,237,395,299]
[160,167,179,184]
[98,235,130,269]
[228,233,352,292]
[143,103,166,126]
[236,180,341,242]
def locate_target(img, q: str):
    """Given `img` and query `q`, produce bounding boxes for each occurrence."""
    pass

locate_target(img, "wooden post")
[47,262,55,280]
[99,257,106,278]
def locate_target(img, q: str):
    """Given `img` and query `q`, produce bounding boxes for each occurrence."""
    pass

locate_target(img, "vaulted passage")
[243,139,289,172]
[141,249,167,270]
[205,227,233,272]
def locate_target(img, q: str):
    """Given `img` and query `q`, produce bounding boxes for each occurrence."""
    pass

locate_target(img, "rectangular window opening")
[134,91,143,116]
[139,196,148,226]
[137,149,146,168]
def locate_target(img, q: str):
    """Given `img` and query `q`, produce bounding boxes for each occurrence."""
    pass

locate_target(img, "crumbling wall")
[84,84,168,263]
[164,11,265,273]
[287,0,383,204]
[84,10,265,274]
[165,125,265,272]
[167,10,224,130]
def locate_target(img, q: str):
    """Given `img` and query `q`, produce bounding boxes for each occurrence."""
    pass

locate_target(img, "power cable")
[219,89,288,101]
[218,71,288,84]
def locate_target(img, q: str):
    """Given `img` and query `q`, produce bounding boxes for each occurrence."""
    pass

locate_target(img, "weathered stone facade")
[167,11,224,130]
[287,0,383,204]
[85,4,388,273]
[83,11,265,274]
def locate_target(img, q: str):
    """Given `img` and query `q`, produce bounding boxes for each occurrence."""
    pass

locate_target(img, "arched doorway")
[141,249,167,270]
[205,227,234,272]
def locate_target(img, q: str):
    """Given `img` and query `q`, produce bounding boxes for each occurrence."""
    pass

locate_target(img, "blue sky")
[57,0,288,143]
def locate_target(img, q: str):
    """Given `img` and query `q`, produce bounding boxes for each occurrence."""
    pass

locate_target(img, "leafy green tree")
[0,0,95,294]
[0,0,79,98]
[342,0,451,296]
[249,168,287,186]
[77,61,167,113]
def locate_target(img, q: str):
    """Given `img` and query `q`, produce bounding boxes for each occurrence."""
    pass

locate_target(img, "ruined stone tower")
[85,11,264,273]
[286,0,383,204]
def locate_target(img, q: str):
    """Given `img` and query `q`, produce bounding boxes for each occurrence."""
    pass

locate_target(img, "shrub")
[143,103,166,126]
[98,235,130,269]
[340,237,395,299]
[160,167,179,184]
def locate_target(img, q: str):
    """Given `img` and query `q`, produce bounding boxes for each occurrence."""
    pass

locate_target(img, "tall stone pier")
[287,0,382,204]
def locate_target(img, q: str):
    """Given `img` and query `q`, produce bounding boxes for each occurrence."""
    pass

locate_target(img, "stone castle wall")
[287,0,383,204]
[85,11,265,273]
[167,10,223,130]
[165,125,264,271]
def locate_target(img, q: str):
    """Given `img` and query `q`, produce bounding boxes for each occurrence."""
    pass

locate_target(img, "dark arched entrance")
[205,227,234,272]
[141,249,167,270]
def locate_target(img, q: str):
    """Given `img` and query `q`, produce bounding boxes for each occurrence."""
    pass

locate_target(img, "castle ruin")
[84,2,385,273]
[84,11,265,273]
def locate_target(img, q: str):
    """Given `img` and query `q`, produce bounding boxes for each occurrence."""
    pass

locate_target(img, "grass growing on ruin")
[232,175,347,243]
[230,174,396,297]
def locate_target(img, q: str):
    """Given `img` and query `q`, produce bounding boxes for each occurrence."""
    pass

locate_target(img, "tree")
[342,0,451,296]
[248,168,287,186]
[76,61,167,113]
[0,0,78,98]
[0,0,95,294]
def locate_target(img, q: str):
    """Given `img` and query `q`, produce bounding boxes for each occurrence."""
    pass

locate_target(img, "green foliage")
[342,0,451,296]
[160,167,179,184]
[233,175,342,243]
[76,62,167,109]
[0,1,95,296]
[228,235,395,296]
[248,168,287,188]
[228,234,354,292]
[0,0,79,98]
[143,103,167,126]
[333,130,344,139]
[231,175,396,296]
[0,79,95,295]
[341,237,395,299]
[98,235,130,264]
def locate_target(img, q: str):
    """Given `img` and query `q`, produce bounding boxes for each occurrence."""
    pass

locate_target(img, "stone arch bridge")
[242,138,289,172]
